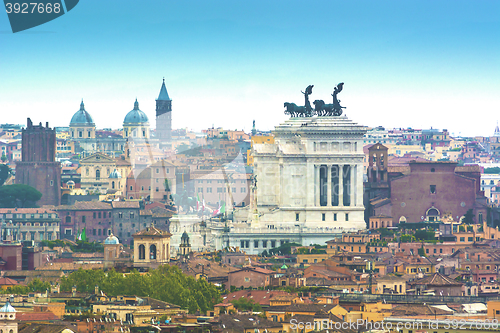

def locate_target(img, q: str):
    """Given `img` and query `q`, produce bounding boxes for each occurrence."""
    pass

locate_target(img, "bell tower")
[156,78,172,147]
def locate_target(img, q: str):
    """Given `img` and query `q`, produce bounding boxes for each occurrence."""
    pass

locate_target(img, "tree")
[414,229,435,241]
[0,184,42,207]
[484,167,500,174]
[231,297,262,312]
[0,164,10,186]
[1,154,7,163]
[463,209,474,224]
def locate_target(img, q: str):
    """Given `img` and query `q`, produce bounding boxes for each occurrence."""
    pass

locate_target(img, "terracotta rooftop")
[111,201,140,209]
[55,201,111,211]
[224,290,295,307]
[0,277,18,285]
[17,311,60,321]
[410,272,462,286]
[133,226,171,237]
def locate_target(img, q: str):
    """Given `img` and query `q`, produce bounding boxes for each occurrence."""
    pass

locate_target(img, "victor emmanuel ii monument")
[223,83,368,254]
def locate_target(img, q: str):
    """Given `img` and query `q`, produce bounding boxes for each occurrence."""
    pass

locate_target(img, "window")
[430,185,436,194]
[241,187,246,193]
[93,212,96,219]
[254,240,259,248]
[198,188,203,193]
[244,277,250,282]
[150,244,157,259]
[96,169,100,180]
[130,212,134,219]
[345,213,349,221]
[93,229,96,235]
[334,213,337,221]
[262,240,267,248]
[138,244,145,260]
[322,213,325,221]
[118,212,123,219]
[232,187,236,193]
[207,188,212,193]
[296,213,299,221]
[460,237,465,242]
[156,187,159,192]
[98,229,101,236]
[98,212,101,218]
[109,212,111,218]
[217,187,223,193]
[271,240,276,248]
[82,216,86,223]
[130,186,133,191]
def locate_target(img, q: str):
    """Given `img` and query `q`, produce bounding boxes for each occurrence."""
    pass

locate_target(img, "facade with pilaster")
[252,116,367,230]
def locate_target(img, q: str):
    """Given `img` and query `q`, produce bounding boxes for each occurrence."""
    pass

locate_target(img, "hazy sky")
[1,0,499,137]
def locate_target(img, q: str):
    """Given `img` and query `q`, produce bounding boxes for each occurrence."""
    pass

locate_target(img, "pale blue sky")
[0,0,499,136]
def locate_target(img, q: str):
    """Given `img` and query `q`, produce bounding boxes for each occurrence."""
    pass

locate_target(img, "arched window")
[138,244,145,260]
[426,207,440,222]
[479,213,483,224]
[112,181,115,189]
[96,169,101,180]
[150,244,157,259]
[399,216,407,223]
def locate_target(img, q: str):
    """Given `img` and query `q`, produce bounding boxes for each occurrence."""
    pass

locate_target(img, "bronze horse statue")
[284,102,310,117]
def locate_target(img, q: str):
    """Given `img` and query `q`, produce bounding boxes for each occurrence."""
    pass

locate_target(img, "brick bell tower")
[15,118,61,206]
[155,78,172,147]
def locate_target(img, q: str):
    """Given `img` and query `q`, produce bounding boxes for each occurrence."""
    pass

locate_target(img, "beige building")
[133,226,171,269]
[79,152,116,193]
[376,275,406,294]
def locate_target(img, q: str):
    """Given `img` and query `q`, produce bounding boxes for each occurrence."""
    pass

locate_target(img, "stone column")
[351,165,356,206]
[357,163,364,207]
[315,165,320,206]
[327,165,332,206]
[338,164,344,207]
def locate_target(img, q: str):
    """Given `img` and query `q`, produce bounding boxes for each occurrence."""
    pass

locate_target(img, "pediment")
[80,152,116,164]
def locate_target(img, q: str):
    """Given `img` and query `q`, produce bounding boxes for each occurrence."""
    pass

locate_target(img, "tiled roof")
[214,314,282,330]
[111,201,140,209]
[223,290,292,306]
[229,266,274,276]
[55,201,111,211]
[17,312,60,321]
[0,277,18,285]
[267,303,336,313]
[410,272,462,286]
[133,226,171,237]
[36,262,103,271]
[390,304,453,316]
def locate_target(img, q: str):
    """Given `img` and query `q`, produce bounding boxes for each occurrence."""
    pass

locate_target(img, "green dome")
[124,99,149,124]
[70,101,94,125]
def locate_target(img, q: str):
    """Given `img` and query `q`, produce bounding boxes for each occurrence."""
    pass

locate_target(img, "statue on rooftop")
[331,82,346,116]
[284,85,314,117]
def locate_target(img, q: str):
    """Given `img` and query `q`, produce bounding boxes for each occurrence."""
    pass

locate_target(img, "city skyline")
[0,0,499,136]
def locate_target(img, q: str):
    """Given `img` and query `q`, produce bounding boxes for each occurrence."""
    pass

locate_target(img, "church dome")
[124,99,149,125]
[0,301,16,313]
[70,101,94,125]
[109,169,122,179]
[104,233,120,245]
